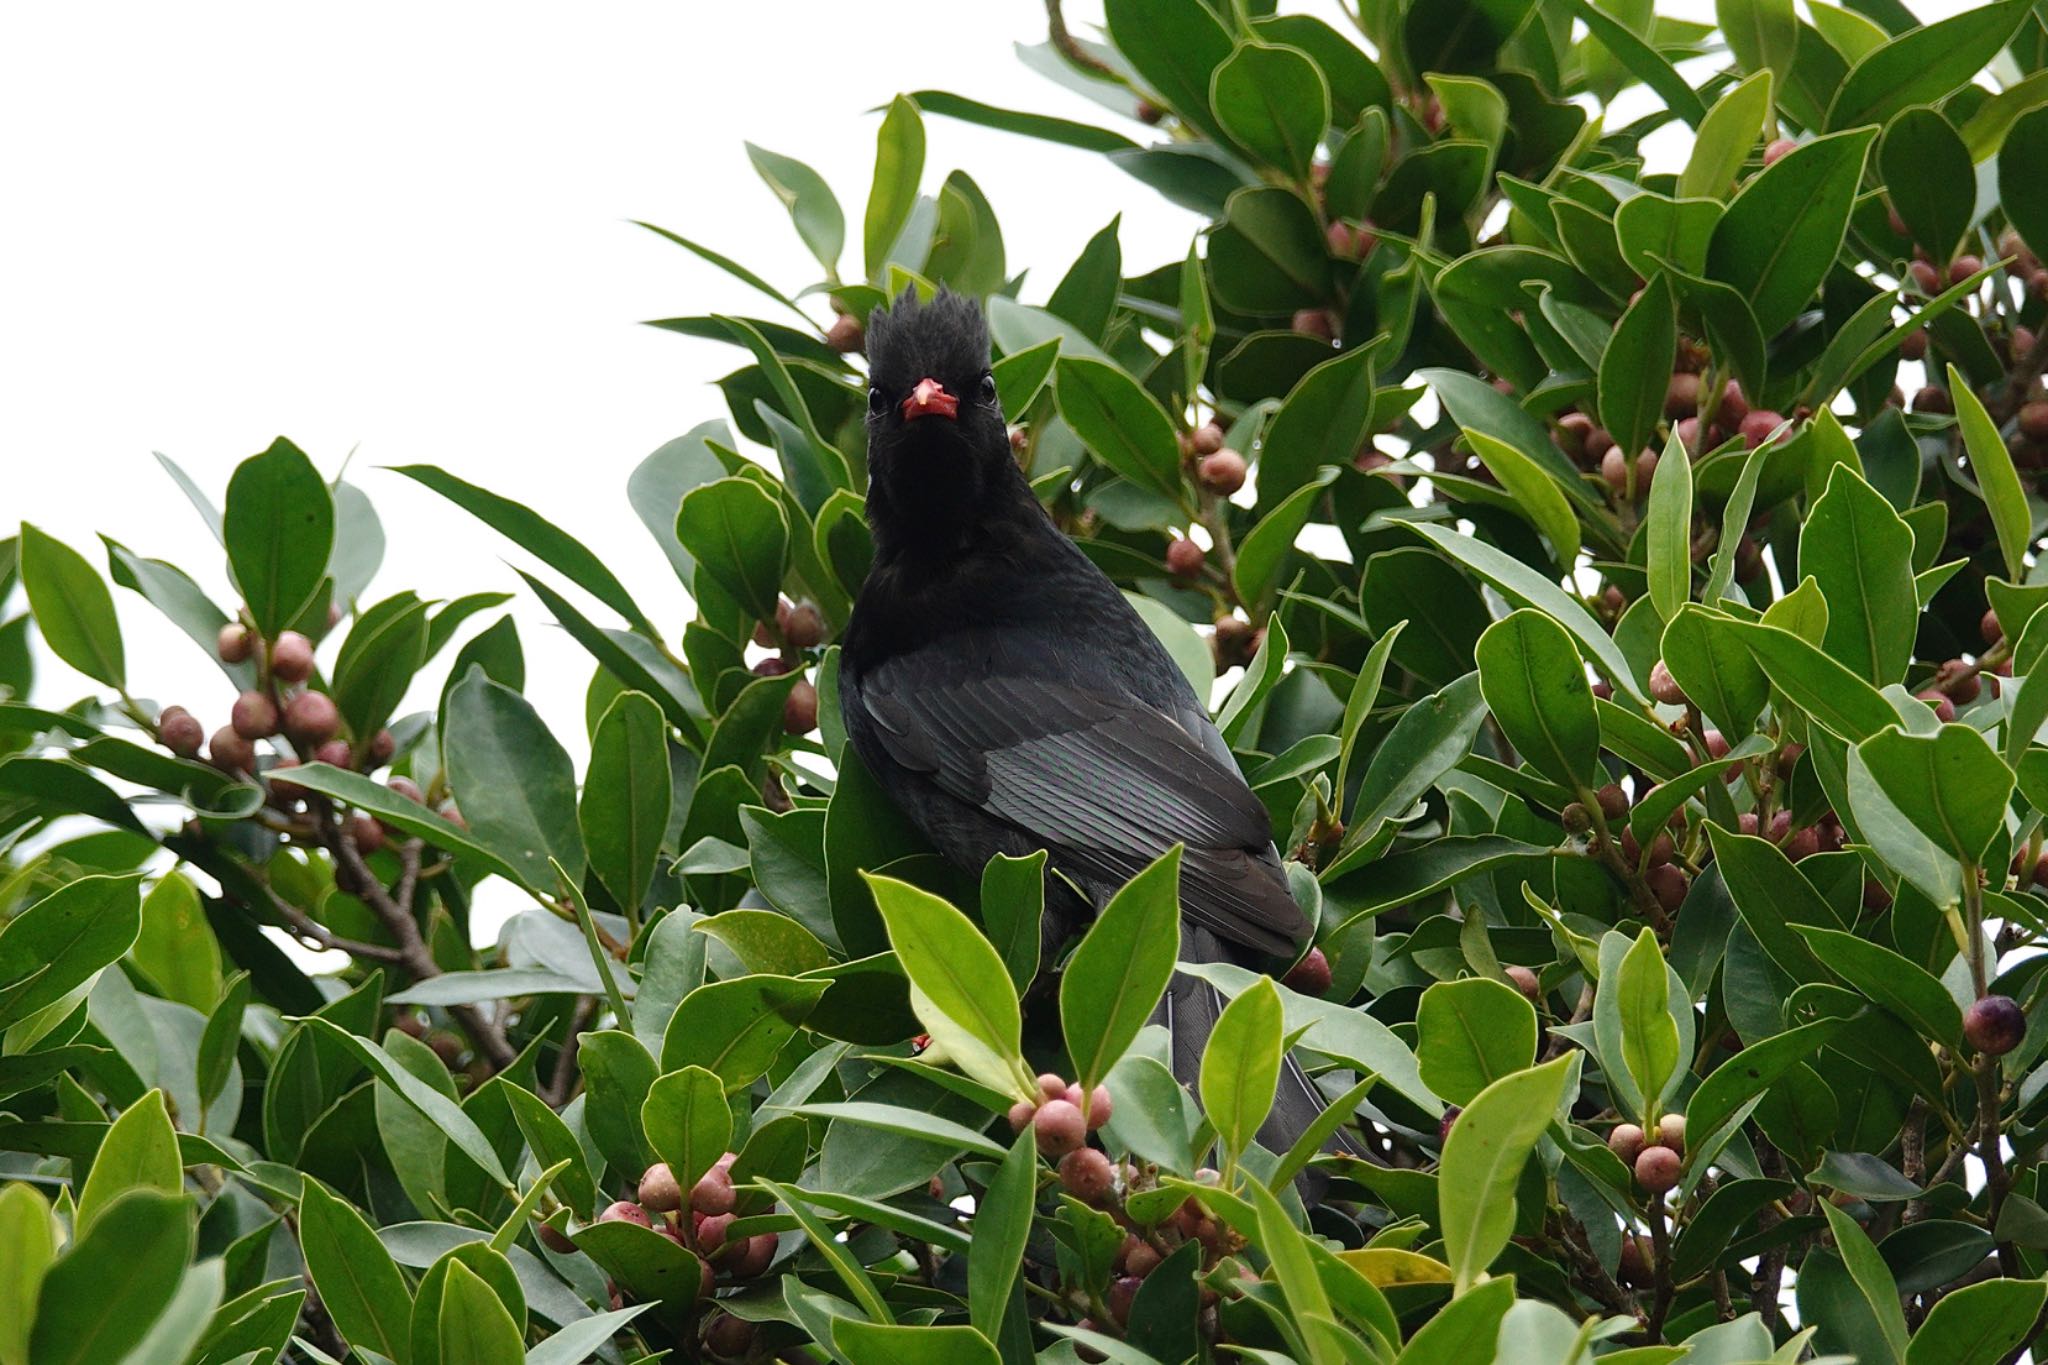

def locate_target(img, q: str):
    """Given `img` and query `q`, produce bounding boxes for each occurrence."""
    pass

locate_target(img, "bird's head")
[862,288,1022,548]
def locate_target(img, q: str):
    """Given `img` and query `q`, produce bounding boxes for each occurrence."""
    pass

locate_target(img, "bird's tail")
[1157,925,1363,1199]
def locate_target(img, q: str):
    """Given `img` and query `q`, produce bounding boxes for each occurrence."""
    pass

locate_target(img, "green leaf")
[297,1018,509,1185]
[580,690,671,917]
[992,337,1059,417]
[1462,430,1580,571]
[223,437,333,636]
[578,1029,658,1179]
[1415,977,1537,1107]
[910,89,1139,153]
[1211,41,1328,180]
[864,96,925,282]
[641,1065,730,1193]
[1706,126,1876,335]
[1233,469,1335,610]
[0,1175,54,1365]
[437,1260,524,1365]
[1342,671,1488,854]
[18,524,124,689]
[980,849,1046,998]
[29,1189,192,1365]
[635,221,806,321]
[1680,70,1772,199]
[1599,275,1677,459]
[1407,523,1641,701]
[1717,0,1797,86]
[1906,1276,2048,1365]
[677,476,790,629]
[1104,0,1235,145]
[746,142,844,276]
[1200,975,1283,1164]
[1643,427,1696,624]
[300,1177,413,1364]
[1257,347,1375,516]
[1856,724,2014,866]
[1616,929,1681,1119]
[1849,742,1964,910]
[1615,195,1721,291]
[1723,618,1896,742]
[863,872,1028,1099]
[837,1322,1000,1365]
[1793,926,1962,1047]
[1800,464,1917,687]
[1216,612,1288,747]
[395,463,658,638]
[1659,604,1768,738]
[1879,109,1973,264]
[331,592,431,743]
[658,974,828,1090]
[1826,0,2030,131]
[1207,186,1329,314]
[1393,1274,1515,1365]
[1684,1019,1847,1164]
[196,972,250,1117]
[444,668,585,891]
[1704,825,1833,982]
[2001,105,2048,261]
[1819,1200,1910,1362]
[75,1088,181,1236]
[1055,356,1184,501]
[0,873,143,1029]
[1949,363,2032,584]
[1473,608,1599,790]
[1061,846,1183,1091]
[1439,1054,1576,1294]
[131,872,220,1012]
[968,1131,1037,1339]
[1571,0,1707,125]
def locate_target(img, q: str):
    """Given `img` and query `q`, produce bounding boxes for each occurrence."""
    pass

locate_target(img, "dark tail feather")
[1157,934,1363,1202]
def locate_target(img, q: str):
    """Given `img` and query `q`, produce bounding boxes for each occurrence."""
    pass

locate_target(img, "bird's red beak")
[901,376,959,422]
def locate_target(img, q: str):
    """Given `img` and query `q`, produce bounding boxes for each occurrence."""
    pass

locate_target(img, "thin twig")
[1045,0,1118,81]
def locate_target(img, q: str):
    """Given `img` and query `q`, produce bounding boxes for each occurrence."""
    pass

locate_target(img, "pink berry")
[1607,1122,1646,1165]
[231,690,279,740]
[1087,1085,1113,1130]
[690,1166,736,1216]
[1059,1147,1115,1202]
[1034,1099,1087,1157]
[639,1163,682,1212]
[1965,996,2025,1055]
[598,1200,651,1228]
[1635,1145,1682,1194]
[271,631,315,683]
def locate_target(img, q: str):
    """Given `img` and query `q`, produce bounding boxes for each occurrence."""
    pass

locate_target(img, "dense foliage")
[11,1,2048,1360]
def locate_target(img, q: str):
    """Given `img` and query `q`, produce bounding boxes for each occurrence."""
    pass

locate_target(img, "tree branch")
[1045,0,1119,82]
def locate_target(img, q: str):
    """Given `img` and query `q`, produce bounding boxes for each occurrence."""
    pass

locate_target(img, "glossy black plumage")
[839,289,1345,1173]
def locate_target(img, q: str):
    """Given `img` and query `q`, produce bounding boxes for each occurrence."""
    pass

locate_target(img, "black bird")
[838,288,1352,1178]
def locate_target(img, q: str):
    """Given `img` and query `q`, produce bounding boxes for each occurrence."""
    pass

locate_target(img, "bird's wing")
[860,656,1308,955]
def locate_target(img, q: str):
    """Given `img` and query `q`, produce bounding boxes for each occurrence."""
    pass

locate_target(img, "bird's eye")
[868,386,887,415]
[979,373,997,403]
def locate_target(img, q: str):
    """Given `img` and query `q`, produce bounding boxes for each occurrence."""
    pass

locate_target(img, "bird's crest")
[865,287,991,395]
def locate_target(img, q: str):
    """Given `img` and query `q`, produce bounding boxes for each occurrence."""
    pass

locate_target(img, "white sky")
[2,1,1211,757]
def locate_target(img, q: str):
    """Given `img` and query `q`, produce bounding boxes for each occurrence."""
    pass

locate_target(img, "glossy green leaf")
[1055,356,1184,500]
[677,476,790,629]
[1879,109,1972,264]
[747,142,844,276]
[437,1260,525,1365]
[864,96,925,282]
[0,873,143,1029]
[1800,464,1916,687]
[301,1177,413,1363]
[1724,618,1896,742]
[1462,430,1580,570]
[1061,846,1182,1091]
[18,523,124,689]
[967,1130,1037,1339]
[1706,126,1875,334]
[1820,1200,1910,1362]
[75,1088,180,1236]
[864,872,1028,1099]
[1949,363,2032,584]
[1616,929,1681,1119]
[223,437,333,636]
[2001,105,2048,261]
[641,1065,729,1192]
[1473,608,1599,790]
[1233,468,1334,610]
[445,667,584,890]
[658,974,828,1090]
[1211,41,1328,180]
[1414,977,1537,1107]
[1257,346,1375,516]
[1680,70,1772,199]
[1104,0,1235,145]
[1200,975,1283,1163]
[1439,1054,1576,1294]
[1856,724,2014,866]
[1906,1276,2048,1365]
[1659,604,1768,738]
[1793,926,1961,1047]
[1717,0,1797,86]
[29,1189,192,1365]
[1599,275,1676,459]
[130,871,219,1012]
[1826,0,2030,131]
[580,690,671,917]
[1644,427,1694,623]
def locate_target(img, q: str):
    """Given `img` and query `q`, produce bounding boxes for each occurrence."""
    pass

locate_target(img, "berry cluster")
[1008,1072,1115,1198]
[1608,1113,1687,1195]
[751,595,825,737]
